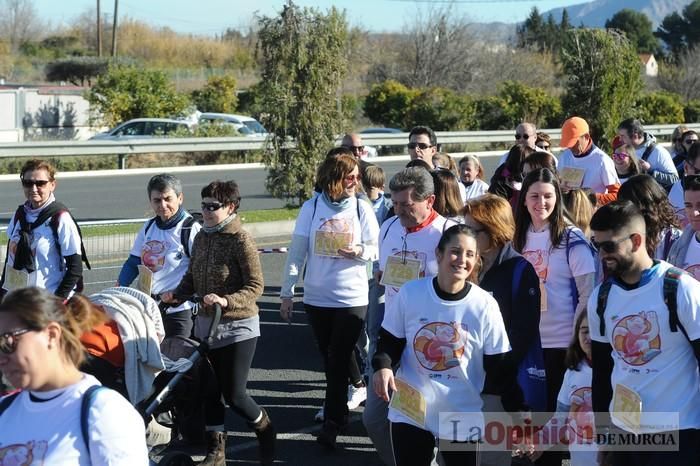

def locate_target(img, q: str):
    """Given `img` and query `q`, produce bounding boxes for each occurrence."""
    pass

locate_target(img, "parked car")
[90,118,193,140]
[359,127,403,134]
[198,113,268,136]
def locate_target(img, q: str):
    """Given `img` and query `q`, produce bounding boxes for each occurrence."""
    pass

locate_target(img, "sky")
[33,0,589,35]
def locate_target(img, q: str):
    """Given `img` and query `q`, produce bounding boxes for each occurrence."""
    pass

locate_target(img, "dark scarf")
[155,207,187,230]
[13,201,66,273]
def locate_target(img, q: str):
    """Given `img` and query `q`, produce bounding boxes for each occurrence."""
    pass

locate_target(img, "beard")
[603,254,634,278]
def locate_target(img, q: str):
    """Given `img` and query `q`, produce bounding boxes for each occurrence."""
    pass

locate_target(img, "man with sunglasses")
[617,118,679,192]
[341,133,377,161]
[496,122,547,166]
[407,126,438,164]
[588,201,700,466]
[1,159,85,299]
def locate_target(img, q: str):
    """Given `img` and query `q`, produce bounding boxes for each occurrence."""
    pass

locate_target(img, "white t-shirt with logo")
[0,374,148,465]
[558,147,619,193]
[522,227,596,348]
[293,195,379,308]
[680,234,700,281]
[587,261,700,432]
[129,217,202,294]
[382,277,510,438]
[379,214,454,309]
[556,363,597,465]
[6,201,82,294]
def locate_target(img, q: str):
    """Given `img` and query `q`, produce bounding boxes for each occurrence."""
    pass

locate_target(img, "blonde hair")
[463,194,515,252]
[432,152,458,177]
[457,154,485,180]
[563,189,594,237]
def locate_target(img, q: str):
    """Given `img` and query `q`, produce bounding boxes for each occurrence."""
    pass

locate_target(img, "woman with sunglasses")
[162,180,275,466]
[612,143,643,184]
[513,168,596,465]
[280,153,379,449]
[1,159,84,299]
[0,287,148,464]
[117,174,202,339]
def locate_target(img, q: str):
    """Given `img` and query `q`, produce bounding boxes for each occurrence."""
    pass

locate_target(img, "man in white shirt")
[617,118,679,191]
[669,142,700,227]
[407,126,438,164]
[497,122,543,166]
[558,116,620,205]
[667,175,700,281]
[588,201,700,465]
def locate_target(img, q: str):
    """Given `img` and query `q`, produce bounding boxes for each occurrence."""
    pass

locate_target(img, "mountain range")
[544,0,693,28]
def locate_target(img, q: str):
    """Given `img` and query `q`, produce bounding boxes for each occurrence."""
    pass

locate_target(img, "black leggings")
[537,348,568,466]
[204,337,262,426]
[390,422,480,466]
[305,304,366,424]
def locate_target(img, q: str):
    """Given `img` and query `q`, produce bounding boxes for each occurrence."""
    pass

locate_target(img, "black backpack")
[595,267,688,340]
[143,211,202,258]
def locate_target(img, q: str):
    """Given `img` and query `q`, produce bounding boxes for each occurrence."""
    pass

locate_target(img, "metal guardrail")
[0,124,697,164]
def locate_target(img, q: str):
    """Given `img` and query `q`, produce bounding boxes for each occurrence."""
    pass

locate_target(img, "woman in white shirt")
[372,224,526,466]
[0,287,147,465]
[512,168,596,464]
[280,151,379,449]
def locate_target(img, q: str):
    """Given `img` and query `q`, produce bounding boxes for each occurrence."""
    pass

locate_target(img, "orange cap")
[560,117,589,148]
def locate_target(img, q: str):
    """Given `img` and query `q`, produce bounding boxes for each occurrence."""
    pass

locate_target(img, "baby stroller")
[81,288,221,466]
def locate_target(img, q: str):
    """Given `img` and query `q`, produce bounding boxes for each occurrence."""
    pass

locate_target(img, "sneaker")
[314,405,325,423]
[347,384,367,410]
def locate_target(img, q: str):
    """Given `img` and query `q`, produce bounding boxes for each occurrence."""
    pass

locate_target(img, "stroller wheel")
[158,452,195,466]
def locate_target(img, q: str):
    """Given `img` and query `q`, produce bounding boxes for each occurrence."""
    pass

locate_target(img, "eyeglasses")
[537,144,550,150]
[592,235,634,253]
[201,202,226,212]
[344,174,361,183]
[343,145,364,153]
[515,133,531,140]
[685,139,699,145]
[407,142,433,151]
[0,328,30,354]
[21,179,51,188]
[612,152,630,160]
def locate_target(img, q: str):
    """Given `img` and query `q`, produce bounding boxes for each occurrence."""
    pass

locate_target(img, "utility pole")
[96,0,102,57]
[111,0,118,58]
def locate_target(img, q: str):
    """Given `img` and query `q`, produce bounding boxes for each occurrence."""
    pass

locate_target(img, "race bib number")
[137,265,154,296]
[390,378,426,428]
[2,264,28,292]
[612,384,642,433]
[314,231,352,257]
[381,256,421,288]
[559,167,585,191]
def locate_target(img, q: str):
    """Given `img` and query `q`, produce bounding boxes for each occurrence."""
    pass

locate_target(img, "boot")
[199,431,226,466]
[249,408,276,465]
[316,419,340,449]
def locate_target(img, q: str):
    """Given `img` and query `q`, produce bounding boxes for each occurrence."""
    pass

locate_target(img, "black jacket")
[479,242,541,395]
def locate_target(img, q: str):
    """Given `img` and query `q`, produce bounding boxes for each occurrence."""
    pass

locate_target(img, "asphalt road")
[0,156,504,224]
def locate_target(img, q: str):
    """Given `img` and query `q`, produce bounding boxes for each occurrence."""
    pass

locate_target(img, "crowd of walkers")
[1,114,700,466]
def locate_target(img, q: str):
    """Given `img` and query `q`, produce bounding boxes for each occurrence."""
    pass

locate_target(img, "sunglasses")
[201,202,226,212]
[685,139,699,145]
[343,145,364,153]
[612,152,629,160]
[592,234,633,253]
[515,133,531,140]
[21,179,51,188]
[344,174,361,183]
[537,144,550,150]
[407,142,433,150]
[0,328,30,354]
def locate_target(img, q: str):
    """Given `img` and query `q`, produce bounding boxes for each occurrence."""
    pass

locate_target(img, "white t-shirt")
[0,374,148,465]
[556,363,598,465]
[458,181,467,204]
[293,195,379,307]
[669,181,687,228]
[522,226,596,348]
[5,199,82,294]
[558,147,619,193]
[379,214,454,309]
[129,216,202,294]
[587,261,700,432]
[463,179,489,200]
[680,234,700,281]
[383,278,510,438]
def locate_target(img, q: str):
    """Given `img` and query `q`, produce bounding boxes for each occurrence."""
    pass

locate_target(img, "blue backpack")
[0,385,106,456]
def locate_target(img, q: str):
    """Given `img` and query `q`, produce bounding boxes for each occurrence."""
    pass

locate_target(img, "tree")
[560,29,643,149]
[635,91,685,124]
[191,75,238,113]
[256,2,349,205]
[364,80,418,129]
[0,0,42,52]
[517,7,545,50]
[605,9,660,54]
[86,64,190,127]
[45,57,108,86]
[498,81,562,129]
[655,0,700,59]
[409,87,476,131]
[658,46,700,102]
